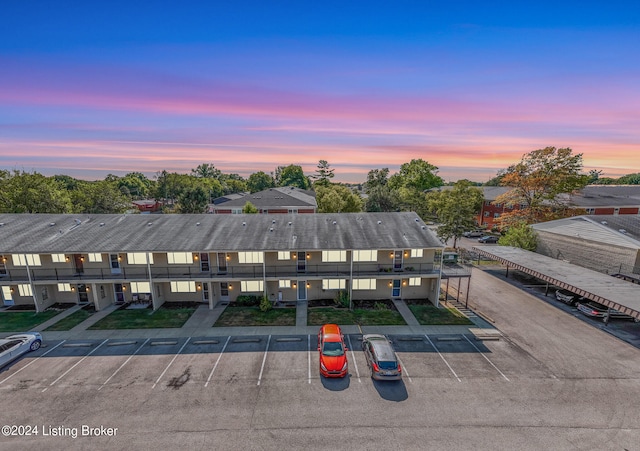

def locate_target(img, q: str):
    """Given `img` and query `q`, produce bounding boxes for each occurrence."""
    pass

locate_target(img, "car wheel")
[30,340,41,351]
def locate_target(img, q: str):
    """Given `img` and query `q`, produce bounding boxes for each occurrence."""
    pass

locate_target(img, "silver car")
[361,334,402,381]
[0,332,42,369]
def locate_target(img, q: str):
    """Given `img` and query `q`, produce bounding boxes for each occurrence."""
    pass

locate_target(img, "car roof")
[365,336,397,361]
[320,324,342,340]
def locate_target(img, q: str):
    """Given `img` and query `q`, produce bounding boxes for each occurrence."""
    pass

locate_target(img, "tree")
[388,159,444,192]
[118,172,154,199]
[426,181,484,248]
[617,173,640,184]
[364,185,400,212]
[495,147,590,225]
[177,186,208,213]
[220,174,248,194]
[73,180,131,214]
[0,170,72,213]
[498,223,538,251]
[316,185,363,213]
[311,160,335,187]
[363,168,390,193]
[242,201,259,214]
[247,171,275,193]
[275,165,311,189]
[191,163,222,179]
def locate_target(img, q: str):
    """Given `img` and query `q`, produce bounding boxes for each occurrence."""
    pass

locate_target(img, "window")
[130,282,151,293]
[88,253,102,262]
[1,286,12,301]
[279,280,291,288]
[409,277,421,286]
[238,252,263,264]
[353,250,377,262]
[322,250,346,262]
[322,279,346,290]
[58,283,72,292]
[352,279,376,290]
[170,281,196,292]
[127,253,154,264]
[485,201,491,206]
[241,280,263,292]
[277,251,290,260]
[410,249,423,258]
[494,213,500,218]
[51,254,66,263]
[18,284,33,296]
[0,257,6,276]
[232,209,242,214]
[167,252,193,264]
[484,211,490,217]
[12,254,42,266]
[586,208,595,215]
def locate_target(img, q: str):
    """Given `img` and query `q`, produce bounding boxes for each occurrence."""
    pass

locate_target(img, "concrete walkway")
[69,303,120,332]
[391,299,421,326]
[34,304,83,331]
[181,303,228,330]
[295,300,308,327]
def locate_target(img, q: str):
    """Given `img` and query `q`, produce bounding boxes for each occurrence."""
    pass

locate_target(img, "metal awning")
[473,246,640,320]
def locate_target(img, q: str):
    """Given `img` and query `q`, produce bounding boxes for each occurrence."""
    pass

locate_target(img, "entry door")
[114,284,125,304]
[200,253,210,272]
[110,254,121,274]
[202,283,209,303]
[392,279,401,298]
[217,253,227,274]
[297,252,306,272]
[74,254,84,274]
[220,282,229,301]
[297,280,307,300]
[393,251,403,271]
[77,284,89,304]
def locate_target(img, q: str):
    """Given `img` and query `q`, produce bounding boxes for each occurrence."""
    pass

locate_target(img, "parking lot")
[1,268,640,450]
[0,332,548,393]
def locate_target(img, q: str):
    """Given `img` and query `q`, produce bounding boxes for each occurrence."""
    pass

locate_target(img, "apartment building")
[0,212,444,313]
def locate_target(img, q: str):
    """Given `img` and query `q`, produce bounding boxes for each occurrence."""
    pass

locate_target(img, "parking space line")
[98,338,150,391]
[257,335,271,386]
[346,335,361,383]
[0,340,66,386]
[396,356,412,383]
[205,336,230,388]
[462,334,510,382]
[308,334,311,384]
[424,334,461,382]
[152,337,191,389]
[43,339,109,392]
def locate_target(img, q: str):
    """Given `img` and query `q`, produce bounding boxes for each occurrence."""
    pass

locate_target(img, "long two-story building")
[0,213,445,313]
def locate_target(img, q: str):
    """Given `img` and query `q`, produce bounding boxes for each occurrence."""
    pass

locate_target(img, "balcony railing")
[0,262,440,283]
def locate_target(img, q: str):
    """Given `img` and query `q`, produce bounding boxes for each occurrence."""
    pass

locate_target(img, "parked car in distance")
[477,235,499,244]
[555,289,577,305]
[361,334,402,381]
[576,301,639,323]
[0,332,42,369]
[317,324,348,378]
[463,230,484,238]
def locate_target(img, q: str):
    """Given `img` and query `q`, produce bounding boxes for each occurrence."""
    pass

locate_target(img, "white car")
[0,332,42,369]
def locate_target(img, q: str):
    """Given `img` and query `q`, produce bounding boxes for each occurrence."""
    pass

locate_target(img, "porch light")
[66,256,70,262]
[86,286,90,291]
[402,280,407,286]
[388,281,393,287]
[118,256,122,261]
[292,254,297,259]
[122,286,126,291]
[194,254,199,260]
[226,255,230,260]
[292,283,297,288]
[10,288,14,293]
[306,253,310,259]
[390,252,394,258]
[306,282,310,288]
[197,284,202,290]
[404,251,408,257]
[80,256,85,261]
[228,284,232,290]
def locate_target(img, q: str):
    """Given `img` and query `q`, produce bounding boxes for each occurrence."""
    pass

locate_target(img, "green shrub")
[334,289,350,309]
[259,295,272,312]
[373,301,388,311]
[235,295,261,306]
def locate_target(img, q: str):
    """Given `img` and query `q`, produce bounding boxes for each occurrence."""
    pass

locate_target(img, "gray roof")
[473,246,640,318]
[0,212,442,253]
[560,185,640,208]
[532,215,640,248]
[213,187,317,209]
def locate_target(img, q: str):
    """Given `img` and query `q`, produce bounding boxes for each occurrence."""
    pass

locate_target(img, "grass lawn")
[214,306,296,327]
[44,309,93,331]
[307,307,406,326]
[408,304,474,325]
[0,310,60,332]
[88,307,197,330]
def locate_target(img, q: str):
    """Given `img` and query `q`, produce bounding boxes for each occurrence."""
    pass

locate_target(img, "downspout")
[147,252,155,310]
[349,250,353,310]
[25,256,39,313]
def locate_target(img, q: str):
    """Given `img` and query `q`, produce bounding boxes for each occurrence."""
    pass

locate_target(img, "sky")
[1,1,639,184]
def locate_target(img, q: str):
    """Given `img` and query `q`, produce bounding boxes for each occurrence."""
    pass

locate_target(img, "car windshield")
[322,341,344,356]
[378,361,398,370]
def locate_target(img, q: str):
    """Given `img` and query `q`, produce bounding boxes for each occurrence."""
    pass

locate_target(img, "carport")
[473,246,640,320]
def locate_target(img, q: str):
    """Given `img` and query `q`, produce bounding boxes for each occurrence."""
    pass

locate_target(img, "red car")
[318,324,348,378]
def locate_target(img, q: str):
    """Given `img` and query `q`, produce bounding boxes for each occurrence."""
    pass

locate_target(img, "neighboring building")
[132,199,163,213]
[0,212,444,313]
[209,187,317,214]
[532,215,640,277]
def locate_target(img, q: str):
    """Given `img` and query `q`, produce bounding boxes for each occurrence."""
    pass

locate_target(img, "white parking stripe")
[346,335,361,383]
[257,335,271,386]
[424,334,461,382]
[205,336,230,387]
[396,356,412,383]
[0,340,66,386]
[152,337,191,389]
[462,334,510,382]
[308,334,311,384]
[98,338,150,391]
[43,339,109,392]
